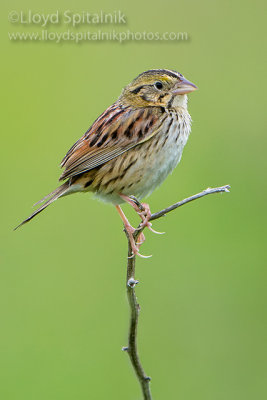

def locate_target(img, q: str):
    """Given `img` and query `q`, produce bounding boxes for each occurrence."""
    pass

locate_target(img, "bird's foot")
[116,205,151,258]
[125,196,164,235]
[137,203,164,234]
[124,224,151,258]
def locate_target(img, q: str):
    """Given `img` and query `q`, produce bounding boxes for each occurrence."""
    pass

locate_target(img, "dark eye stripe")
[131,85,144,94]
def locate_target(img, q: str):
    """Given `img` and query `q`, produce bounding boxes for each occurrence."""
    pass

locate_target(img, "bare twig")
[123,185,230,400]
[123,243,152,400]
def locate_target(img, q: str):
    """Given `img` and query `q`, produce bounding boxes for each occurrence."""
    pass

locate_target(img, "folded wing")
[59,103,166,181]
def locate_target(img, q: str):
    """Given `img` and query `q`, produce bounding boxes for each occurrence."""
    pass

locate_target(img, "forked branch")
[123,185,230,400]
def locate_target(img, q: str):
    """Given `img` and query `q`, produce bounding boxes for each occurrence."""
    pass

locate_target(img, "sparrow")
[16,69,198,257]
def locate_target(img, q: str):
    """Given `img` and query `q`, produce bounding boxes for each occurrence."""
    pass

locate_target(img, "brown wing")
[59,103,167,181]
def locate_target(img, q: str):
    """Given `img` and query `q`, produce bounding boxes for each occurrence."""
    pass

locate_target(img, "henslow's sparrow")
[16,69,197,257]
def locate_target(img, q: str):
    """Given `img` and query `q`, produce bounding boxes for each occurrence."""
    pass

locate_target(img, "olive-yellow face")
[121,69,197,109]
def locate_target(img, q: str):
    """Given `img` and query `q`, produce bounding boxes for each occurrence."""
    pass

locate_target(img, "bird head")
[120,69,198,109]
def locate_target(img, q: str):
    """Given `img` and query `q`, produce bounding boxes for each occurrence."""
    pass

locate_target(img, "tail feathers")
[33,186,63,207]
[14,182,69,230]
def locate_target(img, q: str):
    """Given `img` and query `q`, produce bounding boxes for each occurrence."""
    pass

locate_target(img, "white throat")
[171,94,188,109]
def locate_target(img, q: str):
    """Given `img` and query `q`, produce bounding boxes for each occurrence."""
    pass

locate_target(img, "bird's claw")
[147,224,165,235]
[128,250,152,259]
[136,252,152,259]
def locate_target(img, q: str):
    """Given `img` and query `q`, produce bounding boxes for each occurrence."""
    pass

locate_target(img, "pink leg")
[119,195,164,235]
[115,206,151,259]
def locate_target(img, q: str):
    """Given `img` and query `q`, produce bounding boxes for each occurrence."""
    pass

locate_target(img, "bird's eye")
[154,81,163,90]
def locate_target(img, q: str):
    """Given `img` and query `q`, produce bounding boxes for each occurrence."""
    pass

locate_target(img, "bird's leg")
[120,194,164,235]
[115,205,149,259]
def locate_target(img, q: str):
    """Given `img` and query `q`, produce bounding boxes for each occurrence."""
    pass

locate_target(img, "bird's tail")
[14,182,70,230]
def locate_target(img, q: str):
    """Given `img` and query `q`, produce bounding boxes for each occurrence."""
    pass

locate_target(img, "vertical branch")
[124,236,152,400]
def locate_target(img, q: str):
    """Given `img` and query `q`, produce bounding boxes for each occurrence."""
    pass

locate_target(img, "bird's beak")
[172,77,198,95]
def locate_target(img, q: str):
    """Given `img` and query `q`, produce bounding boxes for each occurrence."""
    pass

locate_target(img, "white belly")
[128,110,191,199]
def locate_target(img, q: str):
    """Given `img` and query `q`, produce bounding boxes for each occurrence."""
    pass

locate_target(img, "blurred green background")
[1,0,266,399]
